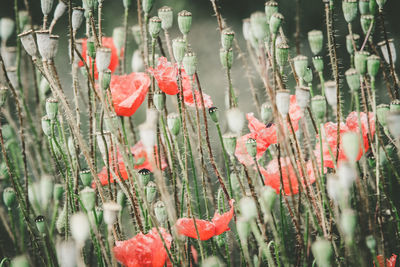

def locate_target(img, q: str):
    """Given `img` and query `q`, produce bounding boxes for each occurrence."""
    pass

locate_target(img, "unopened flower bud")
[295,86,310,110]
[276,89,290,116]
[123,0,131,8]
[342,0,358,23]
[95,47,111,72]
[312,238,332,267]
[367,55,380,79]
[35,215,46,234]
[378,39,396,64]
[72,7,85,32]
[41,115,52,136]
[80,169,92,187]
[377,104,389,127]
[71,212,90,245]
[245,138,257,158]
[153,92,165,111]
[261,102,272,123]
[53,1,67,22]
[250,12,268,41]
[100,69,112,90]
[172,38,186,63]
[337,162,357,189]
[346,33,360,55]
[324,80,337,109]
[236,217,250,242]
[269,13,283,35]
[260,186,277,213]
[387,111,400,138]
[276,43,289,68]
[265,1,279,22]
[53,183,64,202]
[103,202,121,225]
[146,181,157,203]
[142,0,154,13]
[167,113,181,136]
[149,16,162,39]
[221,29,235,50]
[80,187,96,211]
[360,15,375,35]
[223,133,237,157]
[178,10,192,35]
[18,30,38,58]
[10,255,29,267]
[226,108,244,134]
[354,51,369,75]
[308,30,323,55]
[112,27,124,55]
[45,97,59,120]
[3,187,16,208]
[208,107,219,123]
[95,206,103,225]
[239,196,257,221]
[311,95,326,121]
[154,201,168,224]
[293,55,308,79]
[0,18,14,44]
[345,68,360,93]
[158,6,173,30]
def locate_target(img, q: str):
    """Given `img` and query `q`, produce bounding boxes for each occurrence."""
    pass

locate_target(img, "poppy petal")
[212,199,235,236]
[175,218,216,241]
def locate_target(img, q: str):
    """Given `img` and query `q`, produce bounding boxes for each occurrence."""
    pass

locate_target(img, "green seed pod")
[342,0,358,23]
[312,238,332,267]
[153,92,165,111]
[365,235,376,252]
[79,169,92,187]
[296,86,311,110]
[219,48,233,69]
[154,201,168,224]
[41,115,52,137]
[303,66,313,84]
[221,29,235,50]
[354,51,369,75]
[308,30,324,55]
[80,187,96,211]
[167,113,181,136]
[345,68,361,92]
[390,99,400,111]
[149,16,162,39]
[223,133,237,157]
[142,0,154,13]
[276,43,289,68]
[269,12,283,35]
[276,89,290,116]
[236,217,250,242]
[172,38,186,63]
[177,10,192,35]
[377,104,389,127]
[138,168,151,186]
[182,52,197,76]
[56,202,67,234]
[359,0,370,15]
[260,186,277,213]
[131,25,142,45]
[101,69,112,90]
[261,102,272,123]
[95,206,103,224]
[293,55,308,79]
[245,138,257,158]
[346,33,360,55]
[239,196,257,221]
[158,6,173,30]
[312,56,324,72]
[367,55,380,79]
[117,190,126,208]
[324,81,337,108]
[146,181,157,203]
[265,1,279,22]
[45,98,58,120]
[53,183,64,202]
[0,86,8,107]
[41,0,54,16]
[3,187,16,208]
[311,95,326,121]
[35,215,46,234]
[376,0,386,9]
[250,12,269,41]
[82,0,96,12]
[208,107,219,123]
[360,14,375,35]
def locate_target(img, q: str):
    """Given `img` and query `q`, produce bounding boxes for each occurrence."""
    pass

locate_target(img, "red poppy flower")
[175,199,235,241]
[110,72,150,117]
[259,157,321,195]
[79,37,120,79]
[95,141,167,187]
[235,96,301,166]
[113,227,172,267]
[374,254,397,267]
[314,112,375,168]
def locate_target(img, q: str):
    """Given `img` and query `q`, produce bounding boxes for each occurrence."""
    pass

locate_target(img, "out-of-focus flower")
[175,199,235,241]
[110,72,150,117]
[113,227,172,267]
[374,254,397,267]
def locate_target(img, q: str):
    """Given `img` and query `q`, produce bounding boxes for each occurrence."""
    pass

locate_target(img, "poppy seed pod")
[360,15,375,35]
[104,202,121,225]
[376,104,389,127]
[3,187,16,208]
[223,133,237,157]
[293,55,308,79]
[146,181,157,203]
[276,89,290,116]
[149,16,162,39]
[221,29,235,50]
[269,13,284,35]
[79,169,92,187]
[376,0,386,9]
[342,0,358,23]
[35,215,46,234]
[276,43,289,68]
[36,31,59,61]
[295,86,311,110]
[242,18,251,41]
[82,0,96,12]
[45,97,59,120]
[367,55,380,79]
[53,1,67,21]
[0,87,8,107]
[41,115,52,136]
[182,52,197,76]
[265,1,279,22]
[378,39,396,64]
[226,108,244,134]
[303,66,313,84]
[312,238,332,267]
[311,95,327,121]
[117,190,126,208]
[177,10,192,35]
[72,7,85,32]
[131,25,142,45]
[324,80,338,109]
[346,33,360,55]
[80,187,96,211]
[0,18,15,44]
[250,12,268,41]
[167,113,181,136]
[261,102,273,122]
[41,0,54,16]
[158,6,173,30]
[387,111,400,138]
[71,212,90,245]
[172,38,186,63]
[112,27,124,54]
[342,132,360,163]
[220,48,233,69]
[95,47,112,72]
[359,0,370,15]
[100,69,112,90]
[345,68,361,92]
[142,0,154,13]
[312,56,324,72]
[208,106,219,123]
[308,30,324,55]
[153,92,165,111]
[245,138,257,158]
[154,201,168,224]
[69,39,83,64]
[390,99,400,111]
[18,30,38,58]
[239,196,257,221]
[138,168,151,186]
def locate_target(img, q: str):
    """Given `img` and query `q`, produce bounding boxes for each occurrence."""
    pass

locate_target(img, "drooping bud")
[324,81,337,109]
[265,1,279,22]
[239,196,257,221]
[71,212,90,245]
[269,13,283,35]
[342,0,358,23]
[312,238,332,267]
[295,86,311,110]
[311,95,326,121]
[276,43,289,68]
[261,102,272,123]
[182,52,197,76]
[79,169,92,187]
[80,187,96,211]
[346,33,360,55]
[18,30,38,58]
[41,0,54,16]
[167,113,181,136]
[250,12,268,41]
[53,1,68,22]
[245,138,257,158]
[142,0,154,14]
[177,10,192,35]
[158,6,173,30]
[377,104,389,127]
[259,186,277,213]
[345,68,360,92]
[3,187,16,208]
[221,29,235,50]
[100,69,112,90]
[293,55,308,79]
[154,201,168,224]
[95,47,112,72]
[45,97,59,120]
[172,38,186,63]
[103,202,121,225]
[219,48,233,69]
[378,39,396,64]
[208,107,219,123]
[276,89,290,116]
[226,108,244,134]
[312,56,324,72]
[308,30,324,55]
[146,181,157,203]
[360,15,375,35]
[367,54,380,79]
[35,215,46,234]
[41,115,52,136]
[0,18,14,45]
[149,16,162,39]
[153,92,165,111]
[236,217,250,242]
[72,7,85,32]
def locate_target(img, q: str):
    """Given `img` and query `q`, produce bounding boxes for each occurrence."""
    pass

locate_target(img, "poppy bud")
[236,217,250,242]
[117,190,126,209]
[80,187,96,211]
[139,123,156,150]
[222,133,237,157]
[377,104,389,127]
[311,238,332,267]
[387,111,400,138]
[82,0,96,11]
[378,39,396,64]
[154,201,168,224]
[340,209,357,243]
[142,0,154,13]
[242,18,251,41]
[261,102,272,123]
[0,87,8,107]
[226,108,244,134]
[367,55,380,79]
[220,48,234,70]
[103,202,121,225]
[311,95,326,121]
[56,203,67,234]
[245,138,257,158]
[131,25,142,45]
[172,38,186,63]
[346,33,360,55]
[149,16,162,39]
[158,6,173,30]
[18,10,29,30]
[71,212,90,245]
[342,132,360,163]
[276,89,290,116]
[1,47,16,69]
[72,7,84,32]
[3,187,16,208]
[308,30,324,55]
[260,186,277,213]
[221,29,235,50]
[53,183,64,202]
[112,27,124,55]
[312,56,324,72]
[167,113,181,136]
[360,15,375,35]
[208,106,219,123]
[293,55,308,79]
[345,68,360,93]
[265,1,279,22]
[376,0,386,9]
[35,215,46,234]
[45,97,59,120]
[269,13,283,35]
[342,0,358,23]
[276,43,289,68]
[303,66,313,84]
[95,47,111,72]
[365,235,376,252]
[41,115,52,136]
[138,168,151,186]
[390,99,400,111]
[182,52,197,76]
[337,162,357,189]
[239,196,257,221]
[79,169,92,187]
[250,12,268,41]
[324,80,337,109]
[178,10,192,35]
[100,69,112,90]
[153,92,165,111]
[359,0,370,15]
[295,86,311,110]
[0,18,14,44]
[355,51,369,75]
[41,0,54,16]
[146,181,157,203]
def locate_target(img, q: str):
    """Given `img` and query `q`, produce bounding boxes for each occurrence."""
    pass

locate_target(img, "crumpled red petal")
[212,199,235,235]
[375,254,397,267]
